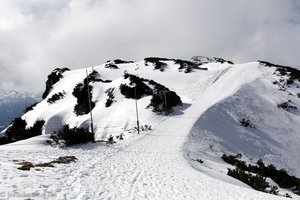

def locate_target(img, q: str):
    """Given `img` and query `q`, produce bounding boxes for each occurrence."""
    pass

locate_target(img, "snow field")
[0,60,299,199]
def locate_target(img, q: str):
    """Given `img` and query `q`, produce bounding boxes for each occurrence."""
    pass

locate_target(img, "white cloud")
[0,0,299,93]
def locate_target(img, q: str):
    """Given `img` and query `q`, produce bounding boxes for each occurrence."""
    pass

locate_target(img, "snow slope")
[0,58,299,199]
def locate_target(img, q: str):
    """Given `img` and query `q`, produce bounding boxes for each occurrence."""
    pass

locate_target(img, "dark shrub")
[175,59,198,73]
[47,91,65,104]
[105,63,119,69]
[73,82,95,115]
[105,88,115,107]
[144,57,210,73]
[228,168,269,192]
[269,186,279,195]
[26,120,45,137]
[147,80,183,113]
[154,61,167,71]
[144,57,171,71]
[42,68,70,99]
[223,153,300,195]
[1,118,45,145]
[120,73,182,114]
[213,57,234,64]
[222,154,247,170]
[240,118,250,127]
[285,193,293,198]
[144,57,171,63]
[222,153,242,164]
[5,118,27,142]
[191,56,234,66]
[24,102,38,113]
[120,78,152,100]
[51,124,94,146]
[175,59,194,68]
[113,59,134,64]
[259,61,300,82]
[73,71,98,115]
[0,136,9,145]
[120,73,153,99]
[105,98,114,107]
[107,135,114,143]
[278,101,297,111]
[240,118,255,128]
[149,91,182,113]
[286,78,294,85]
[99,79,112,83]
[86,70,98,82]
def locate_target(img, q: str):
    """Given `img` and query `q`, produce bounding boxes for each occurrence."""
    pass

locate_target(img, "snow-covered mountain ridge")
[0,56,299,200]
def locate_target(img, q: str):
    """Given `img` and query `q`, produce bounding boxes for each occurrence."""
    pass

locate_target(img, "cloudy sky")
[0,0,300,94]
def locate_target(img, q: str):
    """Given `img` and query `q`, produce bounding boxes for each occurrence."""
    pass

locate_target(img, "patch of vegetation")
[144,57,209,73]
[115,133,124,141]
[240,118,255,128]
[105,88,115,107]
[140,125,152,131]
[191,56,234,66]
[113,59,134,64]
[259,60,300,83]
[222,154,248,171]
[278,101,297,111]
[150,90,182,114]
[175,59,197,73]
[120,73,182,113]
[72,71,98,115]
[51,124,95,146]
[99,79,112,83]
[286,78,294,85]
[42,68,70,99]
[107,135,115,144]
[228,168,270,192]
[86,70,99,82]
[47,91,65,104]
[0,118,45,145]
[144,57,171,71]
[24,102,38,113]
[17,156,77,171]
[269,185,279,195]
[213,57,234,64]
[105,63,119,69]
[144,57,172,63]
[120,73,153,99]
[285,193,293,198]
[222,153,300,196]
[196,159,204,164]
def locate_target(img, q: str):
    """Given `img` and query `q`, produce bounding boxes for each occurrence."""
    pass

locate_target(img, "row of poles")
[85,69,169,136]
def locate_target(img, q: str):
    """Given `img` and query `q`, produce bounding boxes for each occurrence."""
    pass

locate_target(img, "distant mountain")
[0,90,39,132]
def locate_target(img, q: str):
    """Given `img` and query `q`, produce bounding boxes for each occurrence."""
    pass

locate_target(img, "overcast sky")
[0,0,300,93]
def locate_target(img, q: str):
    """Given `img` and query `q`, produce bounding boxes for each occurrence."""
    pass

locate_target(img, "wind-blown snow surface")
[0,59,299,199]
